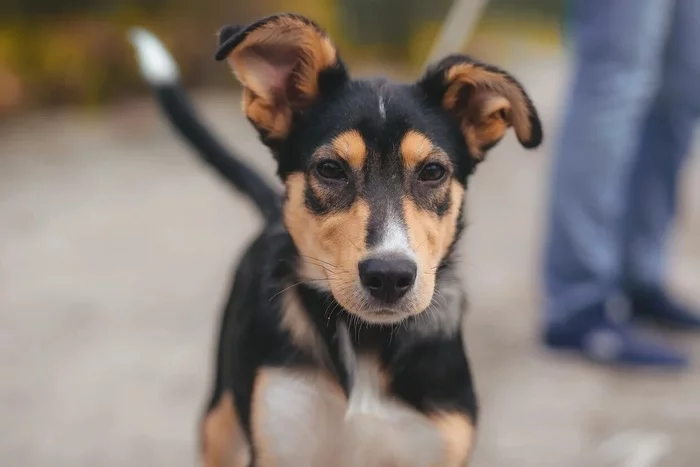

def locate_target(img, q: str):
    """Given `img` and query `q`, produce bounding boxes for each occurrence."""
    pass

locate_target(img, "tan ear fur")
[221,15,339,140]
[441,62,539,159]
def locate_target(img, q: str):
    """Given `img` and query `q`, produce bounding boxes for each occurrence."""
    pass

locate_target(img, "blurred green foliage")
[0,0,561,116]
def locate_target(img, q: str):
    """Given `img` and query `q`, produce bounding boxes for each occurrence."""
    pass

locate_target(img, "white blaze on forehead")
[378,93,387,121]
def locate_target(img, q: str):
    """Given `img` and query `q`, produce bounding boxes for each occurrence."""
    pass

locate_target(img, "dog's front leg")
[201,390,251,467]
[428,411,475,467]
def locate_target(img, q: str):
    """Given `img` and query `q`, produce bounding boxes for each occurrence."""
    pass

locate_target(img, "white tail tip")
[128,27,179,85]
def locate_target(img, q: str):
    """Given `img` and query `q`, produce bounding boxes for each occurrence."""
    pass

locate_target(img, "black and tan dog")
[131,13,542,467]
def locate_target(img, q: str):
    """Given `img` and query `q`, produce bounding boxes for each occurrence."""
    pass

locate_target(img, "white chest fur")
[251,358,447,467]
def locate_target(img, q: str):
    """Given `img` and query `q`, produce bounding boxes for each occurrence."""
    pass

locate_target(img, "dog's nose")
[358,256,417,303]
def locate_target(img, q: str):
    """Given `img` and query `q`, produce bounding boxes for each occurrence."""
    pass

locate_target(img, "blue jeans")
[544,0,700,326]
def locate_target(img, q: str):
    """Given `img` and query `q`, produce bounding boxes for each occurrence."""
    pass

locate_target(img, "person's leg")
[543,0,686,366]
[622,0,700,328]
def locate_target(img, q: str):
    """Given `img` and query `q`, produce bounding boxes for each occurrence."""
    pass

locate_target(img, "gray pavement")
[1,52,700,467]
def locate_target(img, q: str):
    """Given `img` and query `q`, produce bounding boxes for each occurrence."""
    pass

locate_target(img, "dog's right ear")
[215,14,348,144]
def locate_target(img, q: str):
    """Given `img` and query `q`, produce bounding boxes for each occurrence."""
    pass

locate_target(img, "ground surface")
[2,50,700,467]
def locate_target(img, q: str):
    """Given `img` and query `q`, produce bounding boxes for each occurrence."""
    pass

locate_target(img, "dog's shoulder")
[217,221,318,372]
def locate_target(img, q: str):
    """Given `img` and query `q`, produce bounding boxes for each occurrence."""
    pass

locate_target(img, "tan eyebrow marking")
[400,130,444,169]
[330,130,367,170]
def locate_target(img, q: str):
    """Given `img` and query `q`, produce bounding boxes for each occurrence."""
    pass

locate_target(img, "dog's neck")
[266,221,467,390]
[287,261,465,395]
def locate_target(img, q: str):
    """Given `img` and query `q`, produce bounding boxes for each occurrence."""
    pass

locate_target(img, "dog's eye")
[316,160,346,181]
[418,163,446,182]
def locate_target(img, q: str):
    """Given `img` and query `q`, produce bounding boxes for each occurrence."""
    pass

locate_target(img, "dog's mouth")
[358,307,412,325]
[348,309,412,325]
[328,280,432,325]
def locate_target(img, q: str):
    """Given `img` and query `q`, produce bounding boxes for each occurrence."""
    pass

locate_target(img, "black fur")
[152,85,282,223]
[137,13,542,466]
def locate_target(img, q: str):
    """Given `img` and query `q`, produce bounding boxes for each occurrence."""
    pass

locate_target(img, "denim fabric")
[544,0,700,325]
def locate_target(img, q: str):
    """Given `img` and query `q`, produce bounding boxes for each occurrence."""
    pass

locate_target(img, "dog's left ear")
[215,14,348,144]
[417,55,542,160]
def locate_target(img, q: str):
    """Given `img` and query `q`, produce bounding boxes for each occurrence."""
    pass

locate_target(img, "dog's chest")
[252,358,446,467]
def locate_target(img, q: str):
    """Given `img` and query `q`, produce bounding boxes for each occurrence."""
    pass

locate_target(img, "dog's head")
[216,14,542,324]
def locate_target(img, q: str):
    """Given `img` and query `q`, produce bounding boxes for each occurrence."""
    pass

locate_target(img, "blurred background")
[1,1,699,466]
[0,0,560,115]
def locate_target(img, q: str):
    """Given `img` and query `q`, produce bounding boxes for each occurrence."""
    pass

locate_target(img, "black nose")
[358,256,417,303]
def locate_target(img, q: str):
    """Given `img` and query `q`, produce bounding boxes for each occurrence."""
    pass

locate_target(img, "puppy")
[130,13,542,467]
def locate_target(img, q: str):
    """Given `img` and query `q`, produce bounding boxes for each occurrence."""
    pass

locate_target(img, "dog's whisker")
[301,263,351,279]
[268,278,330,301]
[326,275,352,285]
[322,298,340,325]
[335,282,358,295]
[299,255,346,273]
[325,302,341,323]
[436,289,450,307]
[300,260,341,276]
[299,255,340,268]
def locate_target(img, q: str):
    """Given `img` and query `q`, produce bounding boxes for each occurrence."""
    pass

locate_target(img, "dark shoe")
[544,302,688,369]
[628,286,700,330]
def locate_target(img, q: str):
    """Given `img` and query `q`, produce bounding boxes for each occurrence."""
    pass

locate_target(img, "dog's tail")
[128,28,282,223]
